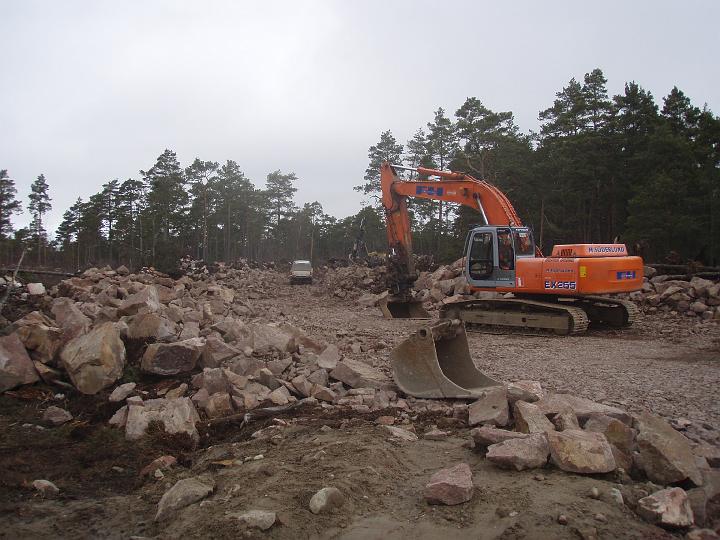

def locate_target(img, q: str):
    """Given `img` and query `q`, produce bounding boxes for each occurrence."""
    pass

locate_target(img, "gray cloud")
[2,0,718,232]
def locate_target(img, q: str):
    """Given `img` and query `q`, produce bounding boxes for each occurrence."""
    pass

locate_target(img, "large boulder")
[424,463,474,505]
[141,338,205,376]
[51,298,91,340]
[0,333,40,392]
[201,336,239,368]
[155,476,215,521]
[329,358,389,389]
[317,344,341,370]
[60,323,126,394]
[636,487,694,529]
[546,429,616,474]
[468,386,509,427]
[13,311,64,364]
[486,433,549,471]
[470,426,529,448]
[125,397,200,442]
[118,286,161,316]
[513,401,555,434]
[251,324,296,354]
[634,412,703,487]
[126,313,177,341]
[584,414,636,454]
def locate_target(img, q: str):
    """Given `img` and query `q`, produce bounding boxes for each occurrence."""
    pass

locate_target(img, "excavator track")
[575,296,639,328]
[440,298,590,335]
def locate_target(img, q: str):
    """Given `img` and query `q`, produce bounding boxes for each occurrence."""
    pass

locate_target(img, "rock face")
[309,487,345,514]
[125,397,200,442]
[468,386,509,427]
[636,487,694,528]
[155,476,215,521]
[59,323,126,394]
[486,433,550,471]
[513,401,555,434]
[141,338,205,375]
[535,393,631,425]
[424,463,474,505]
[0,332,40,392]
[546,429,616,474]
[635,412,703,487]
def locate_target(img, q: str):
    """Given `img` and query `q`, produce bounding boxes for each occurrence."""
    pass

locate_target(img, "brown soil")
[1,277,718,539]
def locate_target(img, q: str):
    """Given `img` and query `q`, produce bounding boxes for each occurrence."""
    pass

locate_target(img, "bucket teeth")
[390,320,499,398]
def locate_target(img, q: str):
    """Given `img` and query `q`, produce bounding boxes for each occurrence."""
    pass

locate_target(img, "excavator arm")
[380,161,523,296]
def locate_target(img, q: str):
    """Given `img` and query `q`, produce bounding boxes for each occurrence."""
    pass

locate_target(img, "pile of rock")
[322,264,387,298]
[465,383,719,529]
[625,270,720,321]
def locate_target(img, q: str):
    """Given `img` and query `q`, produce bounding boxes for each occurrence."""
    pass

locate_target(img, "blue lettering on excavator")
[416,185,444,196]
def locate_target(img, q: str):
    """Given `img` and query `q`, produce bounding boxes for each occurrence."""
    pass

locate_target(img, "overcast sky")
[2,0,718,233]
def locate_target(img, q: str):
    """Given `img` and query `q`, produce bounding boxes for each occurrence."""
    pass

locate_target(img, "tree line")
[1,67,718,272]
[356,68,719,265]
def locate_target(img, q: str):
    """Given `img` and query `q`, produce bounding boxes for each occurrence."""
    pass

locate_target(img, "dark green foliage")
[0,170,21,240]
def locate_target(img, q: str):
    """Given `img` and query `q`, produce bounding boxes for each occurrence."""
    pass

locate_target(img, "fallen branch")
[0,267,76,277]
[203,401,305,427]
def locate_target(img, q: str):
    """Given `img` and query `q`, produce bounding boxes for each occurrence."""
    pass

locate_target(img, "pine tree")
[185,159,219,260]
[354,130,404,199]
[27,173,52,265]
[0,170,22,240]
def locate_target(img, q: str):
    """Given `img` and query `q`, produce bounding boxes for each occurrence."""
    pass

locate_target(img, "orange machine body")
[490,252,644,296]
[380,162,643,297]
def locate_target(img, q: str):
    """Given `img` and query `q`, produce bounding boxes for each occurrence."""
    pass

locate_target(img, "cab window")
[468,232,493,279]
[512,229,535,257]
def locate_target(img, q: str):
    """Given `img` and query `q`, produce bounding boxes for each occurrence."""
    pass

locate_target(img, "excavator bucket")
[390,319,500,398]
[379,296,430,319]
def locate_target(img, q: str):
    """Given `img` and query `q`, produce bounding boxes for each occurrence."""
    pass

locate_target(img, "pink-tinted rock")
[470,426,529,447]
[141,338,205,376]
[486,433,549,471]
[636,487,694,528]
[468,386,509,427]
[424,463,474,505]
[635,412,703,487]
[514,401,555,434]
[547,429,616,474]
[0,332,40,392]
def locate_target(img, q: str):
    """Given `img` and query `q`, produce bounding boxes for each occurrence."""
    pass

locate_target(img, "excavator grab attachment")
[390,319,499,398]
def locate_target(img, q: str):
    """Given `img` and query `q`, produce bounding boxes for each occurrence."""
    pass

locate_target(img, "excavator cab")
[465,226,535,288]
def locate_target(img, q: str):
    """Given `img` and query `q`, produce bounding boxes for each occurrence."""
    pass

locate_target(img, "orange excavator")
[380,161,643,335]
[380,161,644,398]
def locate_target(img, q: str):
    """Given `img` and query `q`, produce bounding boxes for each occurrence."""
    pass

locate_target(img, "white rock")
[109,382,136,402]
[309,487,345,514]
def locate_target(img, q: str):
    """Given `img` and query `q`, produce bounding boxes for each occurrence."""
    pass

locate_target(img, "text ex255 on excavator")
[379,161,643,335]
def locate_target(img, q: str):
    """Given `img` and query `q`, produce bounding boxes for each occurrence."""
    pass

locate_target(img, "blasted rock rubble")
[0,261,718,537]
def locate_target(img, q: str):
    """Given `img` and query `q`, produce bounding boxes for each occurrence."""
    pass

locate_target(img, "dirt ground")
[1,276,719,539]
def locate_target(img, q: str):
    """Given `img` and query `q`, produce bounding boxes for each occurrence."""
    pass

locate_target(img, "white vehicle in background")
[290,260,313,284]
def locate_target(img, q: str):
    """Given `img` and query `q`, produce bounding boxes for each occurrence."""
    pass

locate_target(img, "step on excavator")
[379,161,644,397]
